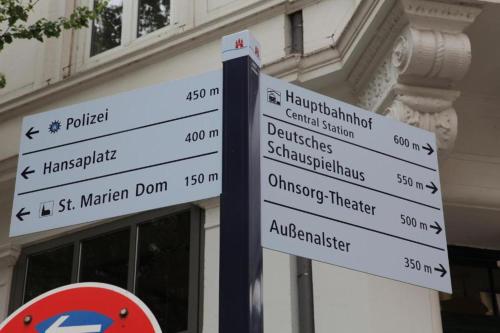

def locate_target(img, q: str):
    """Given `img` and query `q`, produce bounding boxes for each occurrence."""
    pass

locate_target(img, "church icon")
[39,201,54,218]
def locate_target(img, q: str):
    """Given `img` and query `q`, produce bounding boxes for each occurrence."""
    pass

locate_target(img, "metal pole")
[297,257,315,333]
[219,31,263,333]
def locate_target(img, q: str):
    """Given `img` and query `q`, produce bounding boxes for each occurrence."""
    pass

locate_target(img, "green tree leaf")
[0,0,108,89]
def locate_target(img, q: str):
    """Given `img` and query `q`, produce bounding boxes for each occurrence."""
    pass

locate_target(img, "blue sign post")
[219,31,263,333]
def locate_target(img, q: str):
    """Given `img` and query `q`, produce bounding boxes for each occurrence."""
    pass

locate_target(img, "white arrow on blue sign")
[37,311,112,333]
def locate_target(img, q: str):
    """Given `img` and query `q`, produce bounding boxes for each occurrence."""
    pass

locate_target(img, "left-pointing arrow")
[16,208,30,221]
[46,315,102,333]
[21,166,35,179]
[25,127,39,140]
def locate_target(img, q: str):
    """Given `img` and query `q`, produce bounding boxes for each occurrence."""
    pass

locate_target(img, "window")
[440,246,500,333]
[91,0,123,56]
[137,0,171,38]
[90,0,172,56]
[286,11,303,55]
[10,206,202,333]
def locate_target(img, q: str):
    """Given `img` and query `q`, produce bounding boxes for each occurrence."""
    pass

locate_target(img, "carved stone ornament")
[353,0,481,152]
[391,35,409,70]
[391,28,471,83]
[357,54,397,111]
[385,93,458,151]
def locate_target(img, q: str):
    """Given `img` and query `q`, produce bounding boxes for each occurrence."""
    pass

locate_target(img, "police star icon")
[48,120,61,134]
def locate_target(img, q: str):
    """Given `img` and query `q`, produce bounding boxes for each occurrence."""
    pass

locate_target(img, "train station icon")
[267,88,281,105]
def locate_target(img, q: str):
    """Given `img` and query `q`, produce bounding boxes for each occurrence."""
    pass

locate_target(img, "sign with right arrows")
[260,74,451,293]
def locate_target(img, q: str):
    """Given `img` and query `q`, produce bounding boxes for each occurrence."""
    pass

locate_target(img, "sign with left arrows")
[11,70,222,236]
[0,283,161,332]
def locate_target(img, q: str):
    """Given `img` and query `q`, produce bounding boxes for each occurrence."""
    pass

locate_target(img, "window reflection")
[441,265,492,315]
[136,212,190,333]
[440,247,500,332]
[79,229,129,289]
[91,0,123,56]
[137,0,171,38]
[17,208,198,333]
[24,245,73,303]
[494,270,500,315]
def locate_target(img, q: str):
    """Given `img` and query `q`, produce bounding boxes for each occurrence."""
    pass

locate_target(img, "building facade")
[0,0,499,332]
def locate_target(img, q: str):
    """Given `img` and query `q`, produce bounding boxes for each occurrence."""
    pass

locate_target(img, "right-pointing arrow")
[422,143,434,155]
[429,221,442,235]
[426,181,438,194]
[434,264,447,277]
[16,208,30,221]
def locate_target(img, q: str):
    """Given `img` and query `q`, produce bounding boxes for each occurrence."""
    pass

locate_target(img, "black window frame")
[90,0,173,57]
[441,245,500,333]
[9,204,203,333]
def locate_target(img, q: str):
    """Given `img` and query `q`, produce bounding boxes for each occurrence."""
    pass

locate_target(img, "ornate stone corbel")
[392,28,471,85]
[350,0,481,152]
[386,85,459,150]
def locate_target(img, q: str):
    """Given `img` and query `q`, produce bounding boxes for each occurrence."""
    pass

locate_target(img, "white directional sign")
[260,74,451,293]
[11,70,222,236]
